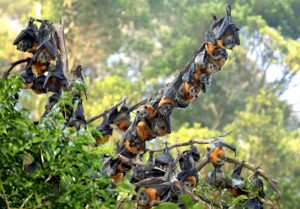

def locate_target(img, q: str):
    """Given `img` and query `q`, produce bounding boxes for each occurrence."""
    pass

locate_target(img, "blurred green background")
[0,0,300,208]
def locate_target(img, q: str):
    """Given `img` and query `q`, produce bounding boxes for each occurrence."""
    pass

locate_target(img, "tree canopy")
[0,1,299,208]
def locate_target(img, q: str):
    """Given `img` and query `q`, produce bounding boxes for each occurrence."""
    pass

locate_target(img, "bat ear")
[226,5,232,17]
[212,13,217,21]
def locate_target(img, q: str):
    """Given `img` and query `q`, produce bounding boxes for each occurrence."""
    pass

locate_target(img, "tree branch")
[146,139,211,152]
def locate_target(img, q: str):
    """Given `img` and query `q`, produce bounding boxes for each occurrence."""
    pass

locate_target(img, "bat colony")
[3,5,280,209]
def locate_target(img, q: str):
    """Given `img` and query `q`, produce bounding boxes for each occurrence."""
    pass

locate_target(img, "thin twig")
[20,193,33,209]
[0,180,11,209]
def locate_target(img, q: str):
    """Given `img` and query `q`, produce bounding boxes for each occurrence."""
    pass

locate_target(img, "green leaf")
[154,202,179,209]
[179,194,195,208]
[191,202,205,209]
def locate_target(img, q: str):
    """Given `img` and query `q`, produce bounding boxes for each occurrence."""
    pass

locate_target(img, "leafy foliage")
[0,76,133,209]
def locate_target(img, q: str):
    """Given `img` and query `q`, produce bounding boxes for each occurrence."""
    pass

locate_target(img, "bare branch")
[146,139,211,152]
[20,193,33,209]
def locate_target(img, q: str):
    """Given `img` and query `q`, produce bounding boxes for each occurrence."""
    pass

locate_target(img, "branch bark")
[146,139,211,152]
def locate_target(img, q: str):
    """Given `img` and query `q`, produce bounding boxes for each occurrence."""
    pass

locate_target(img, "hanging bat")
[138,101,158,120]
[227,161,248,197]
[94,112,113,145]
[66,99,86,130]
[131,113,155,141]
[251,168,265,199]
[13,18,38,53]
[158,84,176,116]
[205,5,240,51]
[209,137,236,166]
[110,104,132,132]
[109,158,132,184]
[43,59,68,93]
[207,164,227,189]
[152,113,171,137]
[154,143,174,169]
[179,145,200,170]
[31,74,47,94]
[174,148,199,192]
